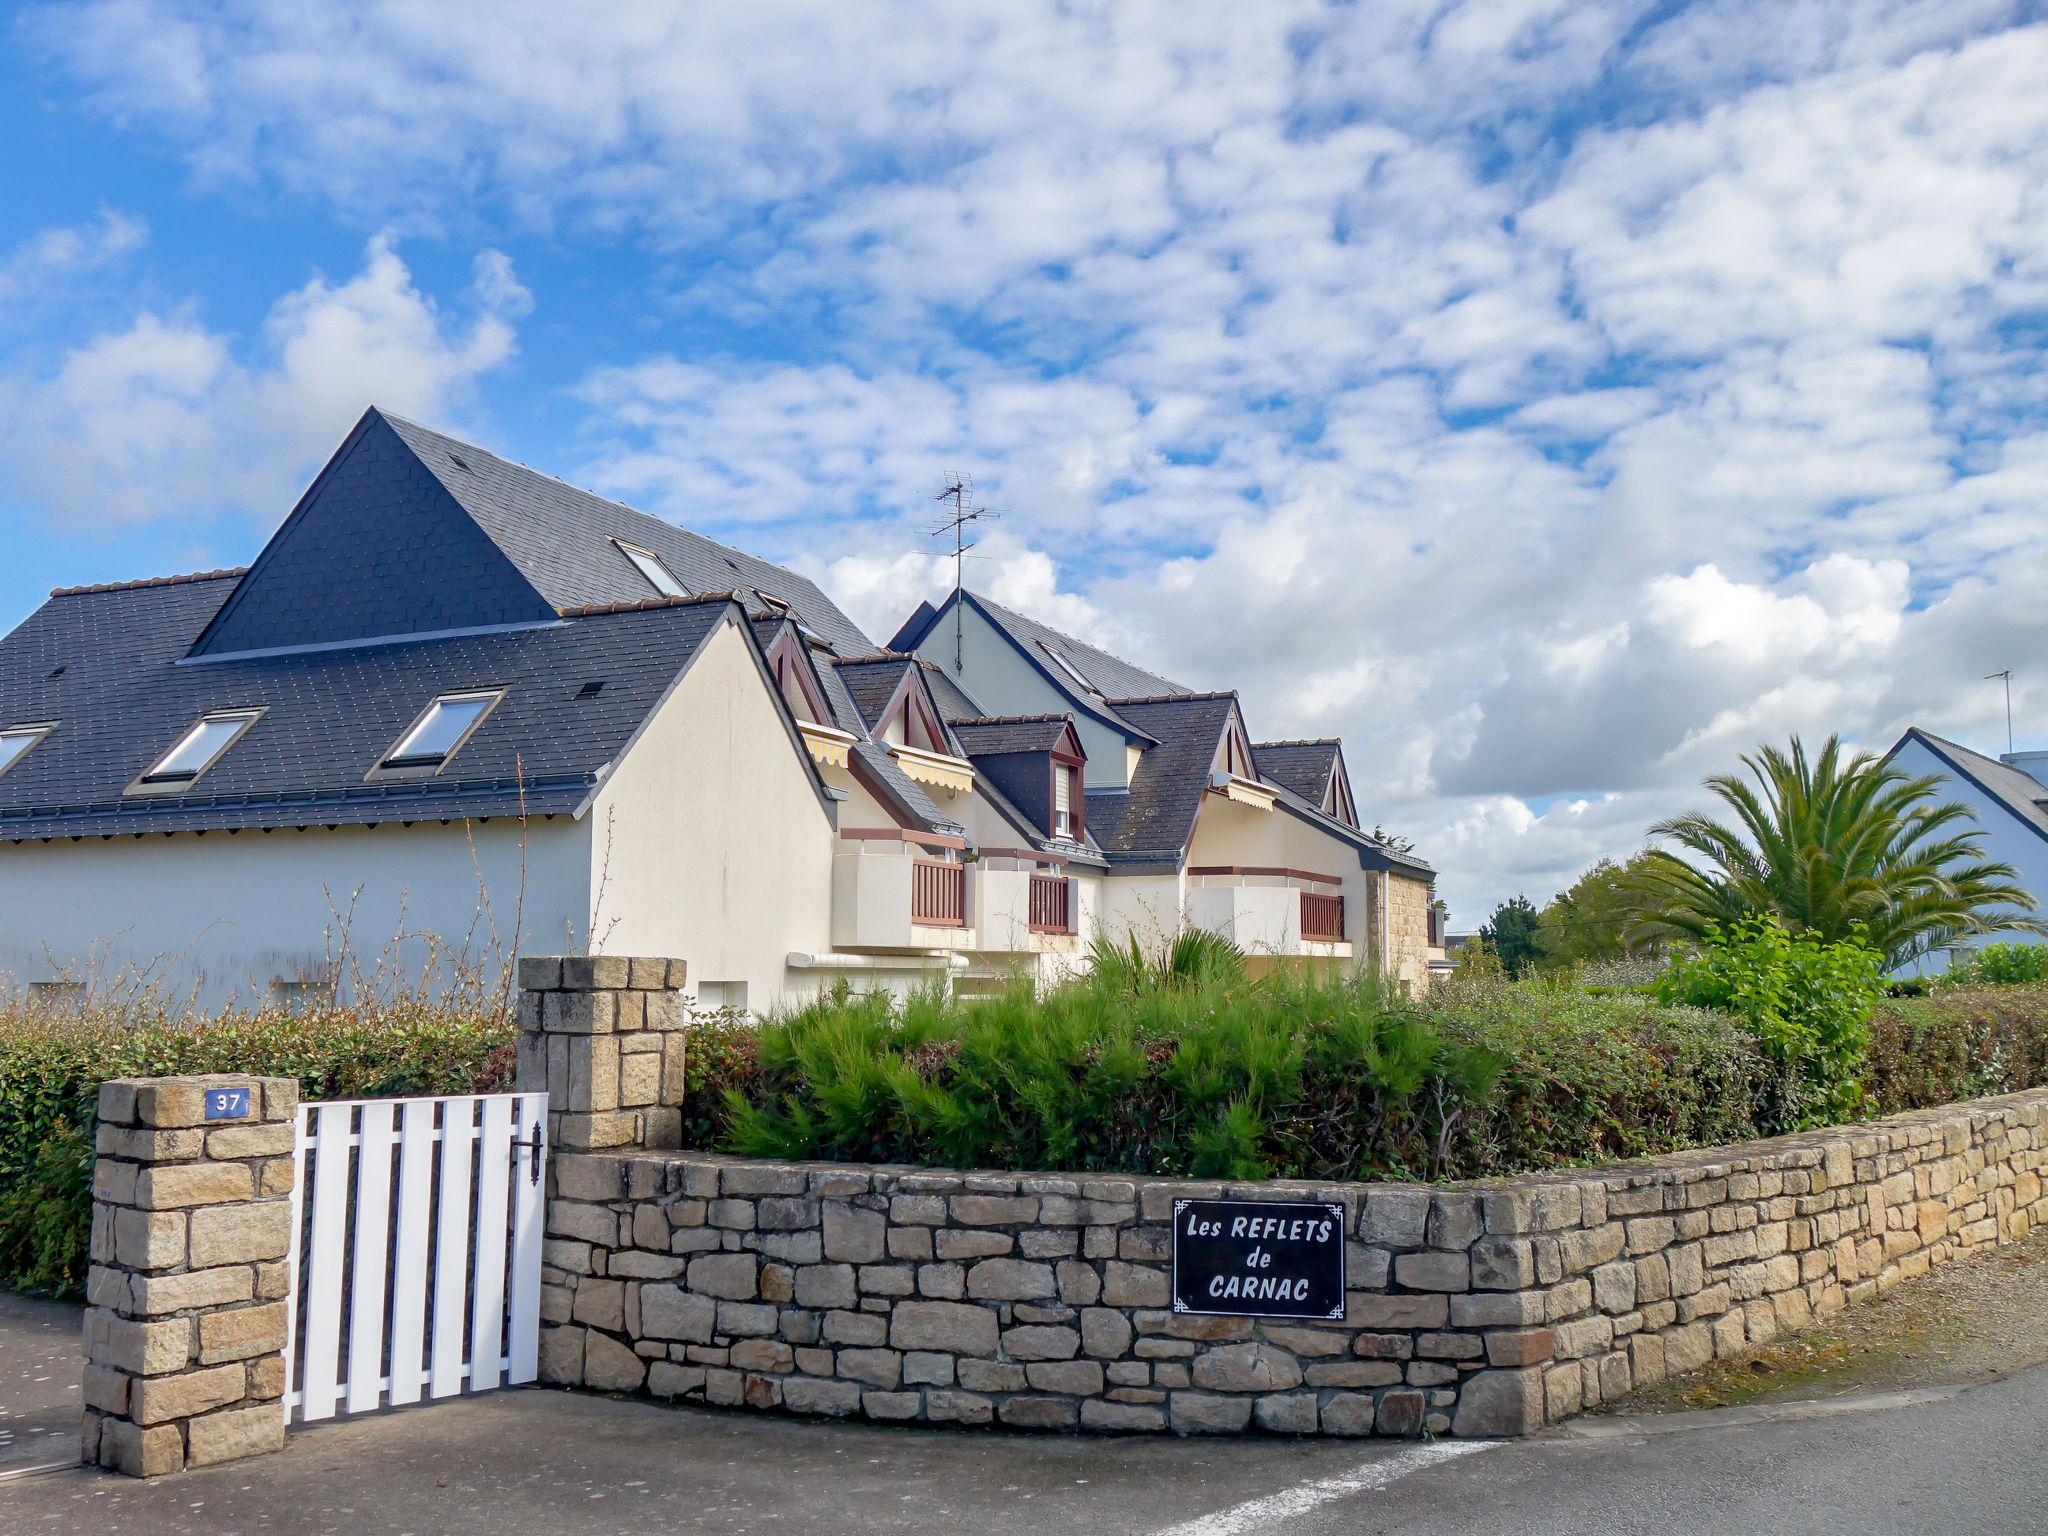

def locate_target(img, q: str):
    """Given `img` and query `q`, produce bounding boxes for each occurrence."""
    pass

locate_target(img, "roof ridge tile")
[51,568,249,598]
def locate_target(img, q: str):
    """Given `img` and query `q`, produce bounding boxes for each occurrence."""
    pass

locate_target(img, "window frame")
[128,708,264,795]
[1050,748,1085,842]
[614,539,688,599]
[369,689,505,779]
[1038,641,1100,698]
[0,722,54,782]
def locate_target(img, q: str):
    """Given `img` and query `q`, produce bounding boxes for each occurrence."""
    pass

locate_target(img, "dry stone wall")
[537,1085,2048,1437]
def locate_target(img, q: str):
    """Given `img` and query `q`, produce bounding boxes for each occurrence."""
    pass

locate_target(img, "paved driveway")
[0,1294,79,1477]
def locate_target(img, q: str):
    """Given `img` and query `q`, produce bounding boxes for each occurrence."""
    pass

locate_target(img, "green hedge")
[1865,988,2048,1112]
[0,1004,512,1295]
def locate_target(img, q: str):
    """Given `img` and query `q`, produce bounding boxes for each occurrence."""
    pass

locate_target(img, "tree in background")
[1533,853,1664,971]
[1628,734,2046,970]
[1371,825,1415,855]
[1478,895,1543,976]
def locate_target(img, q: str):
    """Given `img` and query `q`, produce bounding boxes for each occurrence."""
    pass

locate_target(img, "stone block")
[1170,1392,1254,1433]
[966,1258,1057,1301]
[838,1348,904,1388]
[197,1302,287,1365]
[135,1162,254,1210]
[1394,1250,1469,1292]
[204,1122,296,1160]
[583,1331,648,1392]
[891,1301,1000,1355]
[1082,1307,1134,1358]
[926,1389,995,1424]
[1102,1261,1169,1307]
[638,1284,716,1342]
[1000,1396,1081,1429]
[1253,1392,1319,1433]
[89,1309,191,1377]
[1470,1236,1536,1289]
[935,1229,1013,1260]
[1362,1187,1432,1245]
[1004,1325,1082,1360]
[1450,1366,1545,1436]
[186,1402,287,1467]
[1191,1344,1302,1393]
[951,1194,1039,1226]
[188,1201,293,1267]
[132,1362,246,1425]
[1083,1399,1168,1432]
[783,1378,864,1417]
[686,1253,759,1300]
[97,1418,184,1478]
[109,1208,190,1273]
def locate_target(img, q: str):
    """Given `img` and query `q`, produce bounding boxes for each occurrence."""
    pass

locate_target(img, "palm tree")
[1628,734,2047,968]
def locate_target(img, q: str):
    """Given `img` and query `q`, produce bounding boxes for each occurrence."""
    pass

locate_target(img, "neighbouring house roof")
[890,590,1174,743]
[922,666,988,725]
[0,575,753,841]
[1254,739,1342,804]
[1892,728,2048,848]
[192,408,873,660]
[831,655,923,736]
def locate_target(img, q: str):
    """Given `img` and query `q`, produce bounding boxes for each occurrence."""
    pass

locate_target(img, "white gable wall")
[585,618,838,1010]
[1889,734,2048,974]
[0,816,591,1009]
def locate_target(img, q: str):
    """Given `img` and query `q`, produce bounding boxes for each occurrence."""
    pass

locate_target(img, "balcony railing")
[1027,873,1073,934]
[1300,891,1345,943]
[911,858,967,927]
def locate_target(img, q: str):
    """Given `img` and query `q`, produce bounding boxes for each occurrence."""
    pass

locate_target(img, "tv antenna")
[928,472,999,671]
[1987,668,2014,755]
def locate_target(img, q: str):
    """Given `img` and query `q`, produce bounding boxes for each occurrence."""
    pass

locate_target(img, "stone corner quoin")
[534,1085,2048,1439]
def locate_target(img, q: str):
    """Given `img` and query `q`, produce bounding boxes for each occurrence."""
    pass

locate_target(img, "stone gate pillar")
[83,1074,298,1478]
[514,956,690,1151]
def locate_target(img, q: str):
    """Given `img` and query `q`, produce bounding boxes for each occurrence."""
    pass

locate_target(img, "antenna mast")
[1987,668,2014,755]
[928,472,999,673]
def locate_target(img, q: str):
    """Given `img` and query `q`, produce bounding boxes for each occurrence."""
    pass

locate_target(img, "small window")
[380,691,501,771]
[1039,642,1099,696]
[1054,763,1075,838]
[138,710,260,787]
[0,723,53,779]
[616,540,688,598]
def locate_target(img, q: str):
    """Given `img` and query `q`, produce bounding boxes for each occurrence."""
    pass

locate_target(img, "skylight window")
[616,541,688,599]
[0,724,52,779]
[139,710,260,787]
[380,691,501,771]
[1039,642,1099,696]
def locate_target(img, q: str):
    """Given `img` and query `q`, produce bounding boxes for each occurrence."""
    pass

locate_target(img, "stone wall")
[1382,871,1438,991]
[82,1074,298,1476]
[537,1085,2048,1437]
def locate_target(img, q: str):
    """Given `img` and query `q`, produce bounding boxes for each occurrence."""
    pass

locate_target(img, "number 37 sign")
[203,1086,252,1121]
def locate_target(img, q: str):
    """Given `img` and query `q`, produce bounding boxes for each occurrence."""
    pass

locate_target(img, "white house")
[1885,727,2048,974]
[0,408,1443,1011]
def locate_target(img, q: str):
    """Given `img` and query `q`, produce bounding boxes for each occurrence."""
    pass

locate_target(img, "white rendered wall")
[1184,797,1370,974]
[585,619,839,1010]
[0,817,590,1009]
[1889,735,2048,974]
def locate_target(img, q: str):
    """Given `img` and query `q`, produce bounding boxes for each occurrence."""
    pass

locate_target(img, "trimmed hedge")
[1865,988,2048,1113]
[0,1004,512,1295]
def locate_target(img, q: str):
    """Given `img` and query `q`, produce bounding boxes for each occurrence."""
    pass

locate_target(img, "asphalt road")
[4,1364,2044,1534]
[0,1293,79,1476]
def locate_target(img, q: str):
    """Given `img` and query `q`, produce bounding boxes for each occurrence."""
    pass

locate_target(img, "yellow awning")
[798,721,857,769]
[1212,773,1277,811]
[890,743,976,794]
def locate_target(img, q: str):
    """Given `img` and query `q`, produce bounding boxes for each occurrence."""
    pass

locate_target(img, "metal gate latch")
[512,1121,545,1185]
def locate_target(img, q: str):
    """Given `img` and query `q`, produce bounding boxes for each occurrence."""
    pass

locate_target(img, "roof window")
[137,710,261,789]
[0,723,52,780]
[1038,642,1099,697]
[378,690,501,772]
[616,540,688,598]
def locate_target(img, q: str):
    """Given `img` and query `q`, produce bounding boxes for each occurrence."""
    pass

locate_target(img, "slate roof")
[1894,728,2048,847]
[1254,739,1342,805]
[1093,694,1240,863]
[0,577,742,840]
[890,590,1173,743]
[831,656,920,736]
[921,666,986,725]
[949,715,1076,756]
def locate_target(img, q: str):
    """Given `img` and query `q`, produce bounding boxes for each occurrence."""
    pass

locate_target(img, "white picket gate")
[283,1092,548,1424]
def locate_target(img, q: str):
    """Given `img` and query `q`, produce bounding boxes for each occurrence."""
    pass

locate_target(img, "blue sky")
[3,1,2046,924]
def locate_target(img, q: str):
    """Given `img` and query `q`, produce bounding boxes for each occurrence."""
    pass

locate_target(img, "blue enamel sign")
[203,1086,252,1121]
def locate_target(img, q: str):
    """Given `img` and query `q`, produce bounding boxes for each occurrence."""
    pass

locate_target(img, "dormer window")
[134,709,261,792]
[616,540,688,599]
[1051,725,1086,841]
[0,723,52,780]
[377,690,501,773]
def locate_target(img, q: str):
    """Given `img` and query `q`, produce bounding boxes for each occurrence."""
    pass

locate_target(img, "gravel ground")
[1605,1227,2048,1414]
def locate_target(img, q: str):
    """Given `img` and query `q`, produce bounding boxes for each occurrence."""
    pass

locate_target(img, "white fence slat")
[345,1102,397,1413]
[386,1098,437,1408]
[428,1097,476,1398]
[506,1095,545,1385]
[299,1102,354,1422]
[282,1104,310,1410]
[468,1097,513,1391]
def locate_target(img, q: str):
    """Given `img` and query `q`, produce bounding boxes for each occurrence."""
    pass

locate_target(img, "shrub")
[1939,941,2048,990]
[697,967,1775,1183]
[1654,917,1883,1130]
[0,1001,512,1296]
[1865,988,2048,1112]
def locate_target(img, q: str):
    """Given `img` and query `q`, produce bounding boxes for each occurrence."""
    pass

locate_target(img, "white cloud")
[21,2,2048,923]
[0,210,147,308]
[0,235,524,527]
